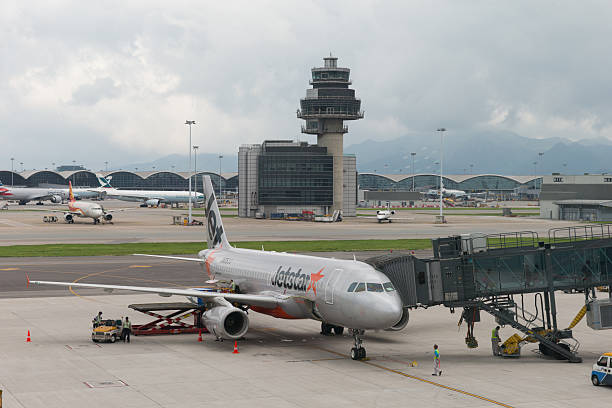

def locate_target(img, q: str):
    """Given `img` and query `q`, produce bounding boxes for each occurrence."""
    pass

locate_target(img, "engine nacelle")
[385,307,409,331]
[104,213,113,221]
[50,195,63,204]
[145,199,160,207]
[64,213,73,222]
[202,305,249,340]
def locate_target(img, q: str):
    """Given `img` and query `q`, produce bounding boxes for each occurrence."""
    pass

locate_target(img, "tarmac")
[0,201,574,245]
[0,289,610,408]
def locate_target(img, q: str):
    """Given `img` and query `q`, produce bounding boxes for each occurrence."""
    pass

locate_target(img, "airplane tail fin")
[203,175,231,249]
[68,181,75,202]
[97,175,113,188]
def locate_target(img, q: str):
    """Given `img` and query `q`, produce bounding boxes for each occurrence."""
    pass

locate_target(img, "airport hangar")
[540,174,612,221]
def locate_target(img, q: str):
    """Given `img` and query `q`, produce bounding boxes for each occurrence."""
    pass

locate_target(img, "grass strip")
[0,239,433,257]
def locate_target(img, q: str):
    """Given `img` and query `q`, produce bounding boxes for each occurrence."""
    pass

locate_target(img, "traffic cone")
[198,329,202,342]
[26,330,31,342]
[232,340,239,354]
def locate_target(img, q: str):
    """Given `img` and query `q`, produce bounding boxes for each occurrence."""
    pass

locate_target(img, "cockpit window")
[347,282,357,292]
[367,283,384,292]
[354,282,366,293]
[383,282,395,292]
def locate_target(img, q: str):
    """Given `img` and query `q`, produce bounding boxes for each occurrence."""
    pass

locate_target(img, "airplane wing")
[28,278,279,308]
[133,254,205,263]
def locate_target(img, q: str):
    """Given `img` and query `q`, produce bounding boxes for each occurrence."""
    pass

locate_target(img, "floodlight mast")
[185,120,196,224]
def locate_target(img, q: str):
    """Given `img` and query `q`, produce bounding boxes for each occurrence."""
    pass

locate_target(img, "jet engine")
[103,213,113,222]
[145,199,160,207]
[202,305,249,340]
[64,213,74,223]
[50,195,63,204]
[385,307,409,331]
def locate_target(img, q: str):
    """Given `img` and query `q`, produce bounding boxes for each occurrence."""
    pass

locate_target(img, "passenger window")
[597,357,608,367]
[347,282,357,292]
[354,282,365,293]
[367,283,384,292]
[383,282,395,292]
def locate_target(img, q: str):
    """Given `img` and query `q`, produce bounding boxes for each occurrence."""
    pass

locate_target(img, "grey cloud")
[71,77,121,105]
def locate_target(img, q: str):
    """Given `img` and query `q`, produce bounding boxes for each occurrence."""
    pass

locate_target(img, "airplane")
[0,180,100,205]
[94,176,205,207]
[30,176,407,360]
[424,187,469,199]
[371,203,414,223]
[50,181,126,224]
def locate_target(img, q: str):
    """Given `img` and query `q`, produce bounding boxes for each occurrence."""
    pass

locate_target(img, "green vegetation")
[0,239,433,257]
[361,207,538,211]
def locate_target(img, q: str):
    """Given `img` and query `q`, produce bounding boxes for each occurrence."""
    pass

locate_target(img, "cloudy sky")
[2,1,611,171]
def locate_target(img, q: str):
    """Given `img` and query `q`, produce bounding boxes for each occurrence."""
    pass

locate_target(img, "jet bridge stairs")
[366,224,612,363]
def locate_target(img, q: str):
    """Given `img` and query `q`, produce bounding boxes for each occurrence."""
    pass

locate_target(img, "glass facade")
[358,174,539,192]
[26,171,66,187]
[66,171,99,187]
[0,171,26,186]
[258,148,333,206]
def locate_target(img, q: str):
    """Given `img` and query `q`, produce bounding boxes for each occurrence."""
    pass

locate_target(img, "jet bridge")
[366,224,612,362]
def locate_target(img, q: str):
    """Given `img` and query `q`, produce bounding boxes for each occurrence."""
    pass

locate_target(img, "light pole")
[185,120,196,224]
[104,161,108,172]
[218,155,223,198]
[10,158,14,186]
[470,163,473,175]
[20,162,23,172]
[538,152,544,192]
[193,145,199,198]
[411,152,416,191]
[436,128,446,220]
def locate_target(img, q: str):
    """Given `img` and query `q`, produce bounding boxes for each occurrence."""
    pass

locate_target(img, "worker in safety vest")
[122,317,132,343]
[92,311,103,328]
[230,280,236,293]
[491,326,501,356]
[432,344,442,376]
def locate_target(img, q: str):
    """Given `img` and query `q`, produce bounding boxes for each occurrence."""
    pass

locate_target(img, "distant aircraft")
[50,181,125,224]
[371,203,413,223]
[94,176,204,207]
[0,180,66,205]
[30,176,406,360]
[425,187,469,199]
[0,180,100,205]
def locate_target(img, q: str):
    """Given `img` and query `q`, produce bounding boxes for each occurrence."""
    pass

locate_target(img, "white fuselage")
[68,200,105,220]
[96,187,204,204]
[196,245,403,330]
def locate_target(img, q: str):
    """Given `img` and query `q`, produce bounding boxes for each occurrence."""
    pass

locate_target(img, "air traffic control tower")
[297,56,363,214]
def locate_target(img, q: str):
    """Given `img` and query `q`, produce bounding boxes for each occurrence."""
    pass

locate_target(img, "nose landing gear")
[350,329,366,360]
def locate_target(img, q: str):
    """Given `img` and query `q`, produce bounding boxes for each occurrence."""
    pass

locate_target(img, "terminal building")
[540,174,612,221]
[0,170,238,194]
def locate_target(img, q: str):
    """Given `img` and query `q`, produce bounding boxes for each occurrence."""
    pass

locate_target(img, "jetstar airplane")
[30,176,407,360]
[50,181,126,224]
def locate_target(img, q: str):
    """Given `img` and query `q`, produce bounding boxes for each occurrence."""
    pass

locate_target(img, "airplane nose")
[367,295,403,330]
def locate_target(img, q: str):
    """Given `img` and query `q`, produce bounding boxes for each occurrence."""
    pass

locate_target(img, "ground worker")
[122,316,132,343]
[432,344,442,376]
[492,325,501,356]
[92,311,103,328]
[230,279,236,292]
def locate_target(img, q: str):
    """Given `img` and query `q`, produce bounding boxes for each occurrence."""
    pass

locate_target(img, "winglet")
[26,273,30,288]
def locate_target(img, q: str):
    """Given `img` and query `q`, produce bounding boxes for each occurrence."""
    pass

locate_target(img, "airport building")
[0,170,238,193]
[238,55,362,218]
[238,140,356,217]
[358,173,540,198]
[540,174,612,221]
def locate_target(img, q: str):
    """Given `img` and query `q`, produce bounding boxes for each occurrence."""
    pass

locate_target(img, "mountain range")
[114,131,612,176]
[345,130,612,175]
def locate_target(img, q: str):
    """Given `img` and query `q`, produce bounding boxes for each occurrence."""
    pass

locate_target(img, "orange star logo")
[307,268,325,295]
[204,245,222,279]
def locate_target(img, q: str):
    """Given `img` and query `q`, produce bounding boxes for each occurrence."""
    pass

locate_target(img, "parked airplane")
[50,181,125,224]
[370,203,414,223]
[424,187,468,199]
[0,180,100,205]
[94,176,204,207]
[0,180,66,205]
[30,176,407,360]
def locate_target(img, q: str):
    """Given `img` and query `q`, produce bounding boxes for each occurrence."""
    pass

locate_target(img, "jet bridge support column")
[545,247,558,330]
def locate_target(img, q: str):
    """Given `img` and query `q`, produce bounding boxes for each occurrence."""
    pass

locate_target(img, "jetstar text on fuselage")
[271,266,325,294]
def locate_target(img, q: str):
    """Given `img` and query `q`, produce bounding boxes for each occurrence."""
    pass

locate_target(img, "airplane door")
[324,268,343,305]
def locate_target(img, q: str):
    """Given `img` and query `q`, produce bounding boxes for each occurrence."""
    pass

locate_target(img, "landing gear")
[350,329,366,360]
[333,326,344,336]
[93,218,100,225]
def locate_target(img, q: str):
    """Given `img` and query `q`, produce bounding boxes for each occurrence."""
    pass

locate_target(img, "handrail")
[549,224,612,244]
